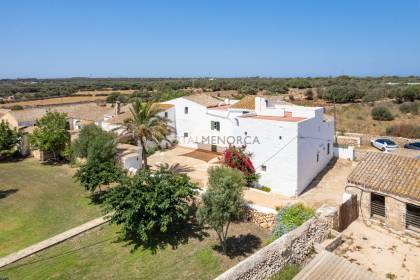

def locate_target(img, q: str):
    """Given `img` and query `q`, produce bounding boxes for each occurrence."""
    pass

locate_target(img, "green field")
[0,159,101,257]
[0,221,268,280]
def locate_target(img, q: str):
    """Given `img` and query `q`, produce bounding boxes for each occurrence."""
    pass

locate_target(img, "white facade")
[164,95,334,196]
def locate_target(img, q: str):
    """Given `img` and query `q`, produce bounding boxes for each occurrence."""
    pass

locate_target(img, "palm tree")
[122,100,173,168]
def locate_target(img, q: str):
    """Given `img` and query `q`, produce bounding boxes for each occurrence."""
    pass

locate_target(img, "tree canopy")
[29,111,70,160]
[103,168,198,246]
[0,120,19,156]
[72,124,116,160]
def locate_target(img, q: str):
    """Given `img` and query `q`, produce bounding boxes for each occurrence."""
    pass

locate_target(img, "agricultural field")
[0,96,106,109]
[0,159,101,257]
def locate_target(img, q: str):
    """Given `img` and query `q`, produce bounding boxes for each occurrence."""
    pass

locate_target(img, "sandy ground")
[244,159,356,209]
[148,146,219,186]
[335,220,420,280]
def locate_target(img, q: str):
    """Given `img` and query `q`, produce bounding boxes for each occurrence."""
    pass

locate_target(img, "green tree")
[196,166,246,254]
[322,85,361,103]
[371,106,394,121]
[72,124,116,159]
[74,130,121,192]
[75,159,122,192]
[103,168,198,244]
[122,100,173,168]
[0,120,19,156]
[29,111,70,161]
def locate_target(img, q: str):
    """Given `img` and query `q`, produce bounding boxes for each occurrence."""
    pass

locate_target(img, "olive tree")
[196,166,246,254]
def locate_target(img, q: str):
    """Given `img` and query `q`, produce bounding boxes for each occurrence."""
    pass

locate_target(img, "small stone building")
[346,152,420,238]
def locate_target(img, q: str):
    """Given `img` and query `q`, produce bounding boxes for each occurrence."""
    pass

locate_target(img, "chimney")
[115,101,121,115]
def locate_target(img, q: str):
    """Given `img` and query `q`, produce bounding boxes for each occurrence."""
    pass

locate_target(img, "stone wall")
[215,207,337,280]
[340,132,419,147]
[244,207,276,230]
[336,135,361,147]
[385,196,406,231]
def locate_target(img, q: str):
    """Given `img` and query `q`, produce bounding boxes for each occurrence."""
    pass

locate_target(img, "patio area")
[148,146,220,187]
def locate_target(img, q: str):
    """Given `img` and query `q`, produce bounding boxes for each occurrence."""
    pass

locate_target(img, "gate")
[338,194,358,231]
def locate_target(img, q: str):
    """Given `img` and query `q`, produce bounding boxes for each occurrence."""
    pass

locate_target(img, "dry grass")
[326,101,420,135]
[0,96,106,108]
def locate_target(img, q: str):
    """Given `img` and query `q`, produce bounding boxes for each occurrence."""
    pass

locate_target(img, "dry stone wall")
[215,207,337,280]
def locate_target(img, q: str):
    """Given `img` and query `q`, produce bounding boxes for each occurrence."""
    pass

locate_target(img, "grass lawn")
[0,221,269,280]
[0,158,101,257]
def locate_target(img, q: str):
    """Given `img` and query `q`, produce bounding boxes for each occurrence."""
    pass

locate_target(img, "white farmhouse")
[164,94,334,196]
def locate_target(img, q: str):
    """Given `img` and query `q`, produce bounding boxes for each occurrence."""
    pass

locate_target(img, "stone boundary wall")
[215,207,337,280]
[245,206,276,229]
[338,132,419,147]
[336,135,361,147]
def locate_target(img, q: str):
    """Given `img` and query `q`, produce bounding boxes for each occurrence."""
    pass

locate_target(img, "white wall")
[233,117,300,196]
[333,146,354,160]
[296,113,334,195]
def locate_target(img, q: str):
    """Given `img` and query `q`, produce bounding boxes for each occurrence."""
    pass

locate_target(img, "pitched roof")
[230,95,291,110]
[182,94,223,107]
[347,152,420,202]
[6,103,114,125]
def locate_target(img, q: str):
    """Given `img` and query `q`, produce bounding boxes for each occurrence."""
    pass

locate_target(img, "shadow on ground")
[299,157,338,195]
[0,189,18,199]
[213,233,262,259]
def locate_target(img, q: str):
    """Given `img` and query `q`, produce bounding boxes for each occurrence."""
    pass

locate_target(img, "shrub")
[322,85,362,103]
[0,120,19,156]
[10,105,23,110]
[386,124,420,139]
[269,204,314,242]
[371,106,394,121]
[259,186,271,192]
[304,89,313,100]
[222,145,258,186]
[399,102,418,115]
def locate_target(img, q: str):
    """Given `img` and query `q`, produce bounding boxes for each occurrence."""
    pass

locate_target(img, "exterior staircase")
[293,250,383,280]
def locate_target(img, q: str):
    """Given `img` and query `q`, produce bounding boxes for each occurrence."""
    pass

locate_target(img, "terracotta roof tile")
[347,152,420,202]
[183,94,223,107]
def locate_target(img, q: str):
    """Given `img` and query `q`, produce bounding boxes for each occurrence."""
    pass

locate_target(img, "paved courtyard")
[148,146,220,186]
[244,159,356,209]
[334,220,420,280]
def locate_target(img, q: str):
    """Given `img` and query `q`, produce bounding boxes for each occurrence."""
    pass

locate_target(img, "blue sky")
[1,0,420,78]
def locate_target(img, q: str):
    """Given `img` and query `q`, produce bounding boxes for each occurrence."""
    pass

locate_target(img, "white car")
[371,138,398,151]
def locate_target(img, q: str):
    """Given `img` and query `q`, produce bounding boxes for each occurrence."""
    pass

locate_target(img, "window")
[183,132,188,137]
[316,152,319,162]
[235,118,239,126]
[261,165,267,171]
[164,112,168,118]
[279,136,282,140]
[327,143,330,155]
[371,193,385,219]
[244,131,248,136]
[211,121,220,131]
[211,145,217,152]
[184,107,189,114]
[406,204,420,232]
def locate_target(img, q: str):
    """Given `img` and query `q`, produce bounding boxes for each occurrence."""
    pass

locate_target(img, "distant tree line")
[1,76,420,103]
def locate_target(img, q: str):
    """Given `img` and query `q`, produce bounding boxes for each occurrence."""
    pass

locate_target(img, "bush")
[322,85,362,103]
[222,145,258,186]
[399,102,419,115]
[269,204,314,242]
[304,89,314,100]
[386,124,420,139]
[10,105,23,110]
[396,86,420,103]
[259,186,271,192]
[371,106,394,121]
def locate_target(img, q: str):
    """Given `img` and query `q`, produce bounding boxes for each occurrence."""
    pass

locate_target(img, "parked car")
[404,142,420,150]
[371,138,398,151]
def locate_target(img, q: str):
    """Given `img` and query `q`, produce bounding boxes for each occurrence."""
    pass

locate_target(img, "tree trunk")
[140,138,148,169]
